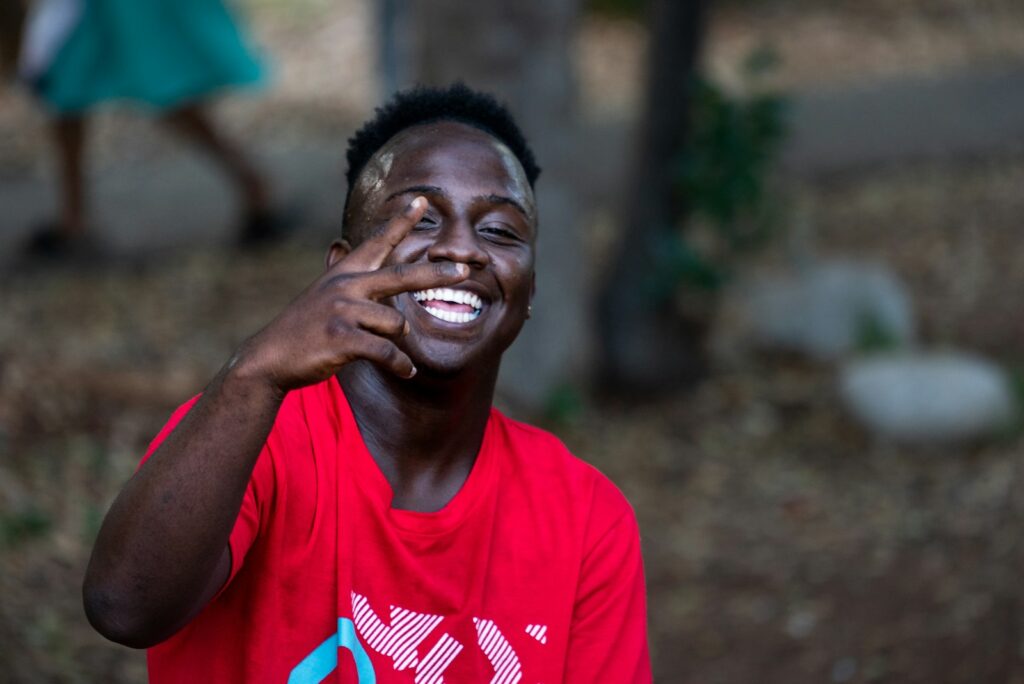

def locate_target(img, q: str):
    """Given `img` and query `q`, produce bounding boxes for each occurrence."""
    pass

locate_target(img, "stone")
[716,260,915,361]
[839,352,1017,444]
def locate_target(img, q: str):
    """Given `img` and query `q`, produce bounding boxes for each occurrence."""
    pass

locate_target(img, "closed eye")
[415,215,439,230]
[480,224,522,242]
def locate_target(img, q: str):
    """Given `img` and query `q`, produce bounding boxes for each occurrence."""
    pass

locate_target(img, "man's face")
[345,121,537,377]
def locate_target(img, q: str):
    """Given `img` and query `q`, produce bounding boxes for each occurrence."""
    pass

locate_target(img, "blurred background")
[2,0,1024,681]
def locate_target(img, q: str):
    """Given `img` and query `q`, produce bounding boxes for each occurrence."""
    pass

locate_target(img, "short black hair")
[343,83,540,222]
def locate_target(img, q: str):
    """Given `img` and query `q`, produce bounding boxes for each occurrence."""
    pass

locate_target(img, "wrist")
[221,344,287,404]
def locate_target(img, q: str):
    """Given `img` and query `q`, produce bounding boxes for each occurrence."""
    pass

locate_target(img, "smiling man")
[83,84,651,683]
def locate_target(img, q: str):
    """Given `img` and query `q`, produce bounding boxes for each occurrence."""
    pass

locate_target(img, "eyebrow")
[385,186,531,220]
[481,194,530,220]
[384,185,446,203]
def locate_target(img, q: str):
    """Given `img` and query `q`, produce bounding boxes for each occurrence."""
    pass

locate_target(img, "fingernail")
[403,320,410,335]
[453,263,469,276]
[411,197,424,210]
[407,366,417,379]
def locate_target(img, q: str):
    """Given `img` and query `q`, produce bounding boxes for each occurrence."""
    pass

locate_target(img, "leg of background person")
[160,101,271,219]
[52,115,88,238]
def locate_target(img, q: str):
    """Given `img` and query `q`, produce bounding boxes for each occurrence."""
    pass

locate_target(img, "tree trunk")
[596,0,710,394]
[386,0,587,411]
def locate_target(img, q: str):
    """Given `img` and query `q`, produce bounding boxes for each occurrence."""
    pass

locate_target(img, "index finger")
[359,260,470,300]
[337,197,427,274]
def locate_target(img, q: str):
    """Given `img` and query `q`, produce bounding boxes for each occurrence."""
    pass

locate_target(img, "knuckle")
[330,297,358,316]
[385,311,406,335]
[325,317,352,339]
[373,339,398,362]
[325,274,355,292]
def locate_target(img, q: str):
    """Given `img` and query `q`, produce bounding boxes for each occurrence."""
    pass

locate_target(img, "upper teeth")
[412,288,483,311]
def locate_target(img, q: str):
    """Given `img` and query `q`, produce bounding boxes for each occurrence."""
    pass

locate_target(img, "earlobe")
[325,239,353,270]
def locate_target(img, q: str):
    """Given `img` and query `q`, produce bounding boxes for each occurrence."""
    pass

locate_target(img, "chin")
[409,348,484,379]
[404,338,512,381]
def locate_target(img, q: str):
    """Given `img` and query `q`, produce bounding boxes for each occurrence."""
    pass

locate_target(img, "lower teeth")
[423,306,480,324]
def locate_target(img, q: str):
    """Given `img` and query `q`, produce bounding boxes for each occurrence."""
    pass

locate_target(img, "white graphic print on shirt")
[288,591,546,684]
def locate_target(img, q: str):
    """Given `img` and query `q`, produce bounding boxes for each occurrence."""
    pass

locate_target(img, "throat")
[337,360,498,511]
[387,462,474,513]
[363,429,479,513]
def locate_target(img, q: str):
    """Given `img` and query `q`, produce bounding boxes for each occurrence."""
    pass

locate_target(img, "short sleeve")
[138,396,270,590]
[563,481,652,683]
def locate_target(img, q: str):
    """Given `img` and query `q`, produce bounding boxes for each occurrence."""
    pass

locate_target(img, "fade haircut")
[343,82,541,227]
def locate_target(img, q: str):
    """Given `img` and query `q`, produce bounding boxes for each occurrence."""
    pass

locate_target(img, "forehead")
[355,121,534,211]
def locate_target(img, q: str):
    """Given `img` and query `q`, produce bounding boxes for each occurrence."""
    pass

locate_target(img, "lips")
[411,287,485,324]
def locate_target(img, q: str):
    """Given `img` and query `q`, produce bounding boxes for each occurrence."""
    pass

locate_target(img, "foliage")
[644,233,724,301]
[0,506,51,549]
[660,47,790,295]
[855,312,905,354]
[1008,365,1024,421]
[542,382,586,427]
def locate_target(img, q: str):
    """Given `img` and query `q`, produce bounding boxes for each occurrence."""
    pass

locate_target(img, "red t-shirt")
[143,378,650,683]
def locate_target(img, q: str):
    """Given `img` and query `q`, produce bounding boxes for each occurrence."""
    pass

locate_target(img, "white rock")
[719,260,914,361]
[840,352,1017,444]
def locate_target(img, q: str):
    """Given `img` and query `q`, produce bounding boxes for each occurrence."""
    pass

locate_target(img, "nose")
[427,220,490,269]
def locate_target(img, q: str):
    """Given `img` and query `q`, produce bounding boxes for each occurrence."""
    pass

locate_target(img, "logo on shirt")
[288,592,546,683]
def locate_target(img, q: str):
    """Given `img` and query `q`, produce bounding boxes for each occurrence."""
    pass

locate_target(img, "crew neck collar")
[330,377,498,536]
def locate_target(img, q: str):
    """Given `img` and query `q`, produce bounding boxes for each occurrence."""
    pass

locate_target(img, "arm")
[82,197,469,648]
[82,367,280,648]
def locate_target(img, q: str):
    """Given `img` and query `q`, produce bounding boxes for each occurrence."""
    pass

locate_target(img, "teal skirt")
[35,0,265,114]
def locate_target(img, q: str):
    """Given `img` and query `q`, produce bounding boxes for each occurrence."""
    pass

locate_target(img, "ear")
[325,239,352,271]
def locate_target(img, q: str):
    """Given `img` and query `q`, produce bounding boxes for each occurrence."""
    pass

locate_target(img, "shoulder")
[142,381,339,479]
[488,410,638,539]
[264,379,347,447]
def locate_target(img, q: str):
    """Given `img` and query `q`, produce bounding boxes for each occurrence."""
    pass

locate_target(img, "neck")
[337,361,498,511]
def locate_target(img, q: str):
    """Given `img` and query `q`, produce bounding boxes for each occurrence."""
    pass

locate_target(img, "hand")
[231,197,469,393]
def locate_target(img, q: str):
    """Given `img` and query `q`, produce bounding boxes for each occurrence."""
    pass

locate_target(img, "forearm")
[83,359,283,647]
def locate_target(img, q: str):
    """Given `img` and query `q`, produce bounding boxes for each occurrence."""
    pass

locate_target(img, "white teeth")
[423,306,481,324]
[411,287,484,324]
[412,288,483,311]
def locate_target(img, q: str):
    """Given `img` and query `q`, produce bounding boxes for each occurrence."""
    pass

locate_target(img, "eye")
[414,214,439,230]
[480,224,522,243]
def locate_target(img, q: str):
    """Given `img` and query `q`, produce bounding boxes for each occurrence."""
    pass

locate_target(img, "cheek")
[498,255,535,300]
[380,236,430,267]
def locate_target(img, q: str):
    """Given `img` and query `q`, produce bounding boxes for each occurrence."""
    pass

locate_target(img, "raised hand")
[232,197,469,393]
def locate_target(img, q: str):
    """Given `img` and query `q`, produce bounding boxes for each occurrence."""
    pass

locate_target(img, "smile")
[411,288,484,324]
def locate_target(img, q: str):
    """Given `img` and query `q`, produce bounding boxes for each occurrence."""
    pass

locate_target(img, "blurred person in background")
[17,0,284,256]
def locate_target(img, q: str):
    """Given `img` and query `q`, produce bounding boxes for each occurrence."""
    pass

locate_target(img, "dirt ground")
[2,1,1024,682]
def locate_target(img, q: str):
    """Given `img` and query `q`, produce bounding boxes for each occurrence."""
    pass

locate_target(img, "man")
[84,84,651,683]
